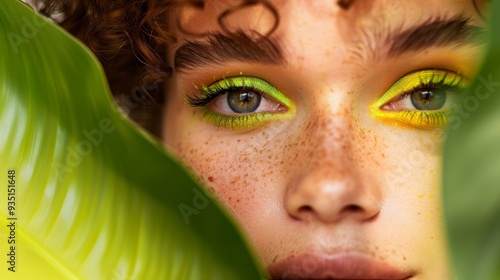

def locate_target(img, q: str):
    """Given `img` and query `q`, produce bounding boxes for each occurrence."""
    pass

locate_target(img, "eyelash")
[185,77,294,130]
[372,69,468,129]
[386,73,464,104]
[186,81,257,107]
[186,70,465,130]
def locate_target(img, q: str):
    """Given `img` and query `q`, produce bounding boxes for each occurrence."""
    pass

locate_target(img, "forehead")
[175,0,480,38]
[172,0,485,73]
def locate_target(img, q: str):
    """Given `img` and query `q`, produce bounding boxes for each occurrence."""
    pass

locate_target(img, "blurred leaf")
[0,1,262,279]
[443,1,500,279]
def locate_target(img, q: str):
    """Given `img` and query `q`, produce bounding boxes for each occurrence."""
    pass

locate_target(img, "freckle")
[237,199,240,203]
[208,176,214,182]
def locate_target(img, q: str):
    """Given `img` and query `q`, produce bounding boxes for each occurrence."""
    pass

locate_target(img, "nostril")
[297,205,362,215]
[337,0,354,10]
[344,204,362,213]
[298,205,313,213]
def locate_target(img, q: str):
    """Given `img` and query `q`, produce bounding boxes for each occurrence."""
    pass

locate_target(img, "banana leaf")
[443,1,500,279]
[0,1,262,279]
[2,0,500,279]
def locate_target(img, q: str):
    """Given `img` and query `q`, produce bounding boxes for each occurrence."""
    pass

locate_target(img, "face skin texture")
[162,0,487,278]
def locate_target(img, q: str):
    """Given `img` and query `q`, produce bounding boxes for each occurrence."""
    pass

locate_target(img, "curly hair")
[31,0,487,135]
[32,0,281,135]
[35,0,173,72]
[31,0,177,134]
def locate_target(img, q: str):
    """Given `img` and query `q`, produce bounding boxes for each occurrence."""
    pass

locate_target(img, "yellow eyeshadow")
[370,70,468,129]
[198,76,296,130]
[204,76,294,108]
[202,109,294,130]
[370,109,454,129]
[376,70,467,107]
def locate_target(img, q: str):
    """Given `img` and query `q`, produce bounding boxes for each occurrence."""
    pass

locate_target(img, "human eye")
[370,69,469,129]
[185,76,295,130]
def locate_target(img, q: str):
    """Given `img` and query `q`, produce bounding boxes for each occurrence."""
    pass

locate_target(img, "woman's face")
[162,0,486,278]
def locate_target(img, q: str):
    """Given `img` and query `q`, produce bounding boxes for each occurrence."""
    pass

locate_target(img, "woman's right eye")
[210,88,285,114]
[185,76,296,130]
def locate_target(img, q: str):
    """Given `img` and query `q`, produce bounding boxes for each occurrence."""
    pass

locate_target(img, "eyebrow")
[386,14,487,57]
[174,31,284,71]
[174,14,487,71]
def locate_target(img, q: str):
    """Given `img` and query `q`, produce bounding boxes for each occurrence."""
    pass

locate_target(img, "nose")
[284,107,382,224]
[285,167,381,223]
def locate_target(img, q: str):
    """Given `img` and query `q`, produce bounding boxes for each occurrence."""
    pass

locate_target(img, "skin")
[161,0,486,278]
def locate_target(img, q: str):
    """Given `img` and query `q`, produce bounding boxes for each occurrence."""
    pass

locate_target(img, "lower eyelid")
[372,110,453,129]
[201,98,294,130]
[371,69,467,129]
[190,76,296,129]
[202,109,281,130]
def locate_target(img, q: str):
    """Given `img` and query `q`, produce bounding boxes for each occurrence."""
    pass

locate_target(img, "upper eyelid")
[396,78,466,101]
[376,69,468,107]
[186,76,293,108]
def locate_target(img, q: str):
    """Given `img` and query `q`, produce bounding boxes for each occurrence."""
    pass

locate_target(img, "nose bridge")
[305,85,355,168]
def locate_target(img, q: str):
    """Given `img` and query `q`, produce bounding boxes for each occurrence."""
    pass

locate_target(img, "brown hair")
[33,0,178,134]
[33,0,280,135]
[32,0,486,135]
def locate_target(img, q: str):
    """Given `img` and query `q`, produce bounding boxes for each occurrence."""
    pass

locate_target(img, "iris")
[228,91,262,113]
[411,89,446,110]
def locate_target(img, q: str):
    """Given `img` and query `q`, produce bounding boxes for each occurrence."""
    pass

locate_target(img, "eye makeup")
[370,69,469,129]
[185,76,296,130]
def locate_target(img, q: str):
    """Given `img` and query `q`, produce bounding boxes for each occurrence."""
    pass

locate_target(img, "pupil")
[227,90,262,113]
[411,88,446,110]
[240,92,251,102]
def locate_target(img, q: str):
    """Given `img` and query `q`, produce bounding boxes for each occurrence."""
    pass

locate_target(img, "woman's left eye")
[185,76,295,130]
[371,69,469,129]
[381,86,459,112]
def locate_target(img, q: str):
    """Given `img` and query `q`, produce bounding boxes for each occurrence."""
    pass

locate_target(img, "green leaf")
[443,1,500,280]
[0,1,262,279]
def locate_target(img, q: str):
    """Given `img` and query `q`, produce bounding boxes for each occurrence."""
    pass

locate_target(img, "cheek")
[168,126,291,224]
[349,111,447,251]
[373,128,447,253]
[162,85,291,226]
